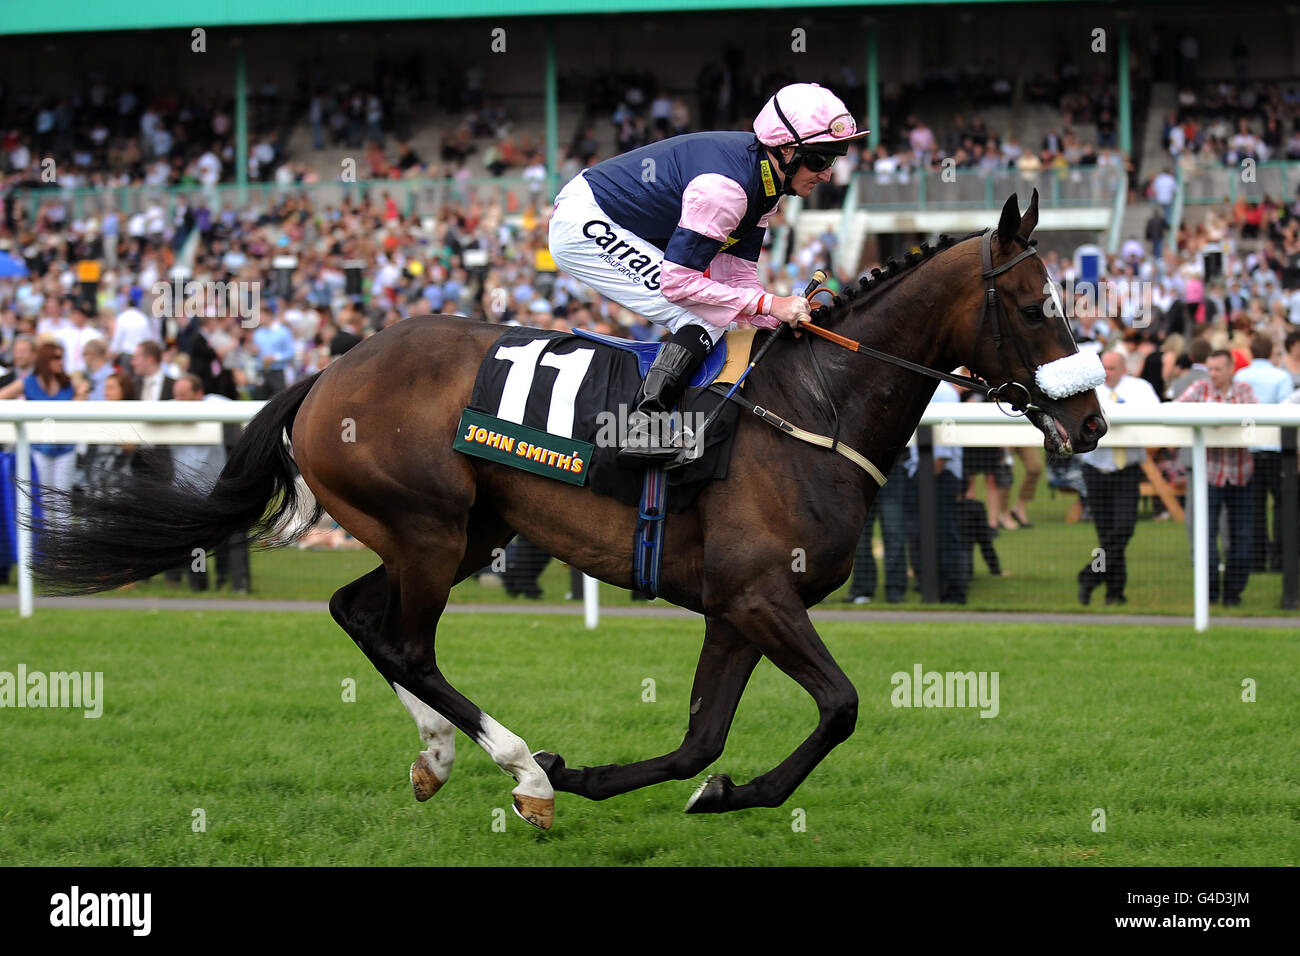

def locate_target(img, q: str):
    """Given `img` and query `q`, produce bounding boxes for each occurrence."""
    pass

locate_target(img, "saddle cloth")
[464,327,749,512]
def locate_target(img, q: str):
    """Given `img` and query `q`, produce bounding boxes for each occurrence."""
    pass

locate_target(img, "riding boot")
[618,342,703,467]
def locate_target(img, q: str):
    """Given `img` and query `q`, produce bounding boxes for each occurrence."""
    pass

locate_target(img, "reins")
[690,227,1056,485]
[798,227,1044,416]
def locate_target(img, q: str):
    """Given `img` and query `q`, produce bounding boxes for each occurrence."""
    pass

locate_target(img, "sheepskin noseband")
[1035,351,1105,400]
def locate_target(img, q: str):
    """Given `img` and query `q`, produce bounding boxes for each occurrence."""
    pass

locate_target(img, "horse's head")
[957,190,1107,455]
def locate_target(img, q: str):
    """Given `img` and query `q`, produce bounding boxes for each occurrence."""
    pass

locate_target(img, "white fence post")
[15,421,32,619]
[583,573,599,629]
[1191,427,1210,632]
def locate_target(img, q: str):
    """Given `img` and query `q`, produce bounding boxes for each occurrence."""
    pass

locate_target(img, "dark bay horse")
[34,191,1105,829]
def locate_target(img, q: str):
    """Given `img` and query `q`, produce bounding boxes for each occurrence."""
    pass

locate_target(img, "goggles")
[798,150,840,173]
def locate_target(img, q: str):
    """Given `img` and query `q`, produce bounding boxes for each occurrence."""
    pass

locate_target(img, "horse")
[33,190,1106,830]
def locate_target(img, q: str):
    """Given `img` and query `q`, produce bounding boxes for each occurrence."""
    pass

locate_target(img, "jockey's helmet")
[753,83,869,194]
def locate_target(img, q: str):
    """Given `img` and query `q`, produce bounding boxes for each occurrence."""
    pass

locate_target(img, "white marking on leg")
[476,714,554,801]
[393,683,456,782]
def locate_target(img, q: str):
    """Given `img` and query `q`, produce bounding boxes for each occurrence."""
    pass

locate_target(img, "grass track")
[2,611,1296,866]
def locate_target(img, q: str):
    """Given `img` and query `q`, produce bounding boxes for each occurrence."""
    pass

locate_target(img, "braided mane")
[808,232,980,322]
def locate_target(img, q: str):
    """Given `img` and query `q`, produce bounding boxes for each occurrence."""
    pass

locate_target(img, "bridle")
[800,227,1055,416]
[973,226,1046,414]
[699,226,1102,480]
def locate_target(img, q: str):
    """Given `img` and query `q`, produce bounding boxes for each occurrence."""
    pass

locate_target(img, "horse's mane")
[809,230,984,324]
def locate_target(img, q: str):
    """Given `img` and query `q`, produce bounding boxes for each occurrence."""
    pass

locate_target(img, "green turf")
[2,611,1295,865]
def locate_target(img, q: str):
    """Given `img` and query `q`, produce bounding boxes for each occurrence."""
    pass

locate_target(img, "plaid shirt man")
[1175,377,1257,486]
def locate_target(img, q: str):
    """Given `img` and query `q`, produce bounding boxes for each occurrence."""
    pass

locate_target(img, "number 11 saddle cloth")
[457,326,746,512]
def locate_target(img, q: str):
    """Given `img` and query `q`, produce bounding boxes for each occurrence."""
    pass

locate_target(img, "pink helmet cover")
[753,83,870,147]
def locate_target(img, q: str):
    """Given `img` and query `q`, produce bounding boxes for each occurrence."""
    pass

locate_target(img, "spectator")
[1,335,36,385]
[127,339,176,483]
[846,454,908,606]
[962,424,1016,536]
[1146,207,1170,260]
[171,373,249,592]
[1168,336,1212,399]
[909,380,966,603]
[110,293,155,363]
[131,340,175,401]
[81,338,112,400]
[56,302,103,376]
[1283,330,1300,388]
[846,455,911,604]
[1235,332,1294,572]
[957,494,1004,581]
[1007,446,1043,528]
[1151,168,1177,222]
[1176,349,1257,606]
[250,308,295,397]
[501,536,549,599]
[80,371,137,498]
[0,341,81,527]
[1076,351,1161,606]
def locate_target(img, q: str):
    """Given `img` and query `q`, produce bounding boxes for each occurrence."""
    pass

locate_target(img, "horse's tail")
[32,372,325,595]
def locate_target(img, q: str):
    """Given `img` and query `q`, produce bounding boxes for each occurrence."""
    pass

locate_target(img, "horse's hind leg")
[394,683,456,801]
[331,569,459,801]
[330,567,449,794]
[391,511,513,801]
[332,548,556,828]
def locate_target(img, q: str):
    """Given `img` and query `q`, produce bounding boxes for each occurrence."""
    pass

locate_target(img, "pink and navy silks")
[581,131,784,328]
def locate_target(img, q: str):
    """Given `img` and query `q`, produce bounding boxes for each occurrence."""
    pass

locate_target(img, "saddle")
[569,327,755,387]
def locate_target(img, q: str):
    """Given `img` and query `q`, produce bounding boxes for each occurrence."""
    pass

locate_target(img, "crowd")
[843,184,1300,607]
[1163,79,1300,166]
[2,60,1299,607]
[798,109,1126,212]
[1,75,295,193]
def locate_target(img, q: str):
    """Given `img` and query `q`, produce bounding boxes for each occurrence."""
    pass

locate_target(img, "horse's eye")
[1021,305,1044,323]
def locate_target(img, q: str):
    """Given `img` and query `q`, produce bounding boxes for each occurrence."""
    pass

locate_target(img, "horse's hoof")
[685,773,734,814]
[512,793,555,831]
[532,750,566,780]
[410,753,446,802]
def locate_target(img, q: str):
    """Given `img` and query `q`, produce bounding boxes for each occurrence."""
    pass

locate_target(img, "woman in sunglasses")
[0,340,83,527]
[549,82,868,465]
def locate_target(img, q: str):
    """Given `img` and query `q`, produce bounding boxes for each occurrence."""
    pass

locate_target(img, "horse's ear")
[997,193,1022,247]
[1019,188,1040,239]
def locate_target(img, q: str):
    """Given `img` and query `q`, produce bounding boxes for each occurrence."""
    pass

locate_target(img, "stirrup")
[618,410,682,465]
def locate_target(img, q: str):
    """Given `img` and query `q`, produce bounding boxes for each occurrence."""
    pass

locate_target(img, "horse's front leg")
[534,616,761,800]
[686,583,859,813]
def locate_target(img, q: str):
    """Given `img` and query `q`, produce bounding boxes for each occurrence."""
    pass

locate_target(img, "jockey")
[548,82,868,465]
